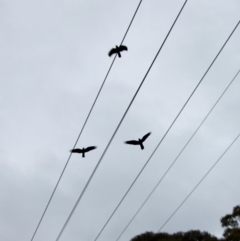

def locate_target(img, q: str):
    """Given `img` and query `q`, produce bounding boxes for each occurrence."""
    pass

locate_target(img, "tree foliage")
[130,230,219,241]
[130,204,240,241]
[221,205,240,240]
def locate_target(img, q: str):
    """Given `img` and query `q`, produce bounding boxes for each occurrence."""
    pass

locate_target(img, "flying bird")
[70,146,97,158]
[108,45,128,58]
[125,132,151,150]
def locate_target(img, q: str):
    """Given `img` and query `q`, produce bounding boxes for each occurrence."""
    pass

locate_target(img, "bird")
[108,45,128,58]
[125,132,151,150]
[70,146,97,158]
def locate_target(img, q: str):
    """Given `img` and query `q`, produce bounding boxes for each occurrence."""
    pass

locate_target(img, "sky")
[1,0,240,241]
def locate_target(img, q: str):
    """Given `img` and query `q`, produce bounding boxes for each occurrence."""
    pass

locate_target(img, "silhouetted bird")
[108,45,128,58]
[125,132,151,150]
[70,146,97,158]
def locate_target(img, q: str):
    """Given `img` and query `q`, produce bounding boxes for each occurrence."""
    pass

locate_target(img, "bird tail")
[118,52,121,58]
[82,152,85,158]
[140,143,144,150]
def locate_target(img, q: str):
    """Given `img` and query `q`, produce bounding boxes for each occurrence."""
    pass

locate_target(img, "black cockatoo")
[108,45,128,58]
[70,146,97,158]
[125,132,151,150]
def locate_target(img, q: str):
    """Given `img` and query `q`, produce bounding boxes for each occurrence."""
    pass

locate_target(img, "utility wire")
[93,2,192,241]
[55,1,188,241]
[29,1,143,241]
[93,20,240,241]
[115,68,240,241]
[158,133,240,232]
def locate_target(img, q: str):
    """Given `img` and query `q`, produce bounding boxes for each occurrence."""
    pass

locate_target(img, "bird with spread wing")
[108,45,128,58]
[125,132,151,150]
[70,146,97,158]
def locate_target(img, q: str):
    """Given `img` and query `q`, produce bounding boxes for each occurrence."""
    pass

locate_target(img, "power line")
[93,2,193,241]
[158,133,240,232]
[55,1,188,241]
[115,68,240,241]
[99,21,240,241]
[29,1,143,241]
[92,18,240,241]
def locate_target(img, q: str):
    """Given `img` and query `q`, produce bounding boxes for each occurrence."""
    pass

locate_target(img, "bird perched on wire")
[125,132,151,150]
[108,45,128,58]
[70,146,97,158]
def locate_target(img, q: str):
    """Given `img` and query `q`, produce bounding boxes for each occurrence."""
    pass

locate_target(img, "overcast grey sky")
[1,1,240,241]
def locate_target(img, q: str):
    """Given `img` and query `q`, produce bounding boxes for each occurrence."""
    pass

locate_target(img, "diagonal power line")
[92,20,240,241]
[158,133,240,232]
[29,1,143,241]
[115,68,240,241]
[55,1,188,241]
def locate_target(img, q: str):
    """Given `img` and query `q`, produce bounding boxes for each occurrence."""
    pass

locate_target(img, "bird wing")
[119,45,128,52]
[108,48,117,57]
[125,140,139,145]
[85,146,97,152]
[70,148,83,153]
[141,132,151,142]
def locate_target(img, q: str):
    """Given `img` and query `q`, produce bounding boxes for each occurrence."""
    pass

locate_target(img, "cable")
[115,68,240,241]
[92,18,240,241]
[29,1,143,241]
[158,133,240,232]
[93,2,193,241]
[55,1,188,240]
[94,19,240,241]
